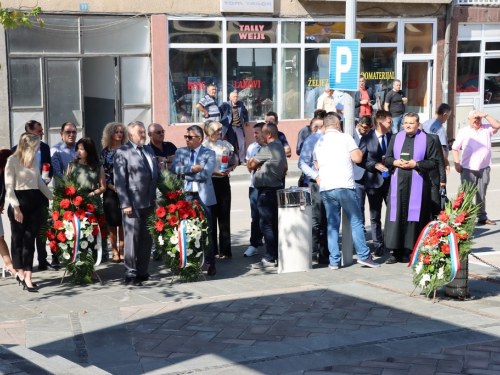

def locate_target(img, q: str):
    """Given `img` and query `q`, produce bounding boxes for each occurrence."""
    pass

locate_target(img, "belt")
[309,180,317,184]
[257,187,281,191]
[185,192,199,196]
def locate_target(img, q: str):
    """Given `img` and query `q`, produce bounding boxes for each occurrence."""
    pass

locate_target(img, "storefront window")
[282,48,301,120]
[282,22,301,43]
[303,48,330,118]
[9,59,42,107]
[168,48,222,124]
[484,58,500,104]
[360,47,397,111]
[168,20,222,44]
[456,56,480,93]
[227,21,276,43]
[404,23,433,54]
[305,22,345,43]
[357,22,397,43]
[227,48,276,121]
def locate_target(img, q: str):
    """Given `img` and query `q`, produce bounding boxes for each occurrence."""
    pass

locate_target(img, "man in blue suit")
[220,92,249,164]
[353,116,373,229]
[114,121,159,286]
[358,110,393,257]
[171,125,217,276]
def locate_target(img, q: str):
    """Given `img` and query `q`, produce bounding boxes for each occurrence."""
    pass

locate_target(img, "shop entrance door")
[82,57,119,151]
[402,61,433,122]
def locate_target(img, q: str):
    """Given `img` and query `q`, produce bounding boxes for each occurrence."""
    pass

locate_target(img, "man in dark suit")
[114,121,159,286]
[220,91,249,164]
[171,125,217,276]
[353,116,373,229]
[358,110,393,257]
[13,120,56,271]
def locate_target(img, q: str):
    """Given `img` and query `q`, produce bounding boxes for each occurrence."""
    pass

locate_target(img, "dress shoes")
[374,248,384,257]
[38,262,58,271]
[125,277,143,286]
[479,219,496,225]
[385,256,402,264]
[136,273,158,281]
[207,265,217,276]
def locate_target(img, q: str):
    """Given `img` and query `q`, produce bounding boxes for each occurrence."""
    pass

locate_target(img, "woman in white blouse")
[5,133,53,292]
[203,121,236,259]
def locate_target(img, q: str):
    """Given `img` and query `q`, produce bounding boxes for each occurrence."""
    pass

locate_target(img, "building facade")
[1,0,497,155]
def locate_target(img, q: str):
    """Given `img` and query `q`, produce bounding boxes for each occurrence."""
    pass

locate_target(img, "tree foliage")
[0,2,43,29]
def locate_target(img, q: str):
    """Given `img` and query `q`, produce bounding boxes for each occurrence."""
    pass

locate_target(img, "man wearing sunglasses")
[147,123,177,170]
[171,125,217,276]
[50,121,78,182]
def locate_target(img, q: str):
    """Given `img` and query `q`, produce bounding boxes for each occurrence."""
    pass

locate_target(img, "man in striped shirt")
[196,84,221,122]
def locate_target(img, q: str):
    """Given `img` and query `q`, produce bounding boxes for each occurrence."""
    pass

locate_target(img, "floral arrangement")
[148,171,209,282]
[43,177,107,284]
[410,181,480,297]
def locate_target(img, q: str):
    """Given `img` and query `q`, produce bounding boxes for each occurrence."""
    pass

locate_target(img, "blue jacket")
[358,130,393,189]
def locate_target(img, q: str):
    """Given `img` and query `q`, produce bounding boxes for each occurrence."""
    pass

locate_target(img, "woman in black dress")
[100,123,128,263]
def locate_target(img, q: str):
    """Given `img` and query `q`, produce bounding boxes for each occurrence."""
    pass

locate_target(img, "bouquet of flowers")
[410,181,480,297]
[43,177,107,284]
[148,171,209,282]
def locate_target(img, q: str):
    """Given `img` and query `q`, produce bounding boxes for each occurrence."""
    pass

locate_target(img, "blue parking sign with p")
[329,40,360,91]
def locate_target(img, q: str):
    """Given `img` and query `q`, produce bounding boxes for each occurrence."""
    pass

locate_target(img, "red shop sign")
[239,24,265,40]
[188,82,206,90]
[234,80,261,89]
[406,80,418,90]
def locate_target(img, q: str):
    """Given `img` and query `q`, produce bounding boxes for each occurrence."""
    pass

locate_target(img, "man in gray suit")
[114,121,159,286]
[171,125,217,276]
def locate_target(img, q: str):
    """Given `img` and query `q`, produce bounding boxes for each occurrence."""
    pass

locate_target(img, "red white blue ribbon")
[409,220,461,282]
[69,213,102,267]
[178,219,188,269]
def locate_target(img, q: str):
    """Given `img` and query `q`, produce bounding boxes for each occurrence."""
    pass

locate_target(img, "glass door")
[402,61,433,122]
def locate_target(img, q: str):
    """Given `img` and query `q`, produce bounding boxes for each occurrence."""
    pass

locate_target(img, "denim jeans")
[320,188,371,267]
[249,187,263,247]
[391,115,403,134]
[257,188,279,262]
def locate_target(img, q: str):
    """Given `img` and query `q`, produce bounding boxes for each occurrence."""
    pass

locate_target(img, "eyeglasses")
[184,135,200,140]
[154,131,164,135]
[64,131,77,135]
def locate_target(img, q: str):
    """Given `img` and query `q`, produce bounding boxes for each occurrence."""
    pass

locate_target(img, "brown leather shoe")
[479,219,497,225]
[207,265,217,276]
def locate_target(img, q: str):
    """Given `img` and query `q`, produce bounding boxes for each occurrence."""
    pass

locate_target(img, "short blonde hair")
[101,122,128,149]
[13,133,40,168]
[204,121,222,137]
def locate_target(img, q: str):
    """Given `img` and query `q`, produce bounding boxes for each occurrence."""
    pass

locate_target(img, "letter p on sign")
[329,40,360,91]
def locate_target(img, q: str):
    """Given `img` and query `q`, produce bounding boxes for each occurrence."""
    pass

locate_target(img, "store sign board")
[329,40,360,91]
[221,0,273,13]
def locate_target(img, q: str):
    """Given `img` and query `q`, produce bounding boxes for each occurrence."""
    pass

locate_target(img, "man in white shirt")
[243,123,266,257]
[316,85,337,113]
[313,113,380,270]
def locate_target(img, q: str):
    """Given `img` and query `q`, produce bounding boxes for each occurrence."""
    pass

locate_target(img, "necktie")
[186,150,196,192]
[380,135,387,155]
[138,147,152,175]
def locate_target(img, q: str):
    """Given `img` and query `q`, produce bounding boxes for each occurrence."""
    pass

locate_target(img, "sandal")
[112,249,120,263]
[219,255,232,259]
[119,247,125,263]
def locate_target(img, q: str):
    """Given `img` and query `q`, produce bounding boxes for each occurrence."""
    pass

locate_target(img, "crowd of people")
[0,77,499,289]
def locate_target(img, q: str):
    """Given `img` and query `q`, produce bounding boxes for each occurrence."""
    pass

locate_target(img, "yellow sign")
[361,71,395,80]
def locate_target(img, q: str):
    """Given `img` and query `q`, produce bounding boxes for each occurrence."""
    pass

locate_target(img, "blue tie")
[186,150,195,192]
[380,135,387,155]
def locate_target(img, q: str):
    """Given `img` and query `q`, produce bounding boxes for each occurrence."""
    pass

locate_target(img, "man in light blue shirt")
[50,122,78,183]
[298,117,329,264]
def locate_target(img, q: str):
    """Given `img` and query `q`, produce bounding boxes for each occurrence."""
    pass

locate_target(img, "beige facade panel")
[1,0,448,16]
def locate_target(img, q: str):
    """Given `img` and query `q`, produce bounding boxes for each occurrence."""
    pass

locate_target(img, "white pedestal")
[277,205,313,274]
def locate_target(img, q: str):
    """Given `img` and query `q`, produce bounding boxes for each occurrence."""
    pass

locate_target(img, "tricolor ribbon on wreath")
[70,212,102,267]
[408,220,461,282]
[177,219,205,269]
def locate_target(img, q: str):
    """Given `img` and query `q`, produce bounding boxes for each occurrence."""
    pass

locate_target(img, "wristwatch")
[484,113,489,118]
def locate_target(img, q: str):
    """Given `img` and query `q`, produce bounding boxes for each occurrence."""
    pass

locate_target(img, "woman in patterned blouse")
[100,122,128,263]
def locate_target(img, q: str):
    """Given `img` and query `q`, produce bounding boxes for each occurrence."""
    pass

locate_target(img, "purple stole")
[390,129,427,222]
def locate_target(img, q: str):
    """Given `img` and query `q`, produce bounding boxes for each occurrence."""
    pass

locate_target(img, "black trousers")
[211,177,232,257]
[257,188,280,262]
[309,181,329,257]
[8,190,43,272]
[366,180,390,253]
[34,196,49,264]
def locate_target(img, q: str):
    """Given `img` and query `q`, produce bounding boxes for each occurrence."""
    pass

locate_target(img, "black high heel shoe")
[22,280,38,293]
[15,273,23,286]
